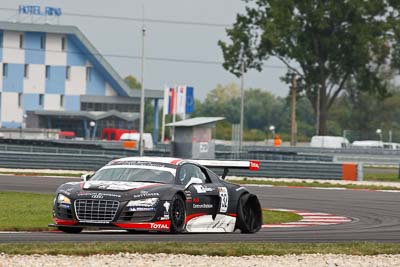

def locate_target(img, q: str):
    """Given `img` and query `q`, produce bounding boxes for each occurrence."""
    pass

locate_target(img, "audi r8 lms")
[51,157,262,234]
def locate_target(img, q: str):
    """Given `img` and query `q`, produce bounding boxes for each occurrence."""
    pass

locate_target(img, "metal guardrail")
[210,160,344,180]
[216,144,400,155]
[0,151,114,170]
[0,150,346,180]
[216,151,333,162]
[0,144,170,158]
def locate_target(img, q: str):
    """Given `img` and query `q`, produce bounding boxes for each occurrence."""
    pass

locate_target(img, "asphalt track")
[0,175,400,243]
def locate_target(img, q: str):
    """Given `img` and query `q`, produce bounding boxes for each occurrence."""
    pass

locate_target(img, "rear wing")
[190,160,260,179]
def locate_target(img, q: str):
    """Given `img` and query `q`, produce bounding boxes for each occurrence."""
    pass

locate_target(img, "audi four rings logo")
[91,193,103,199]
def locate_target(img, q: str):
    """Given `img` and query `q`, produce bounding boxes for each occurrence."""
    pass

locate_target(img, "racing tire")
[236,193,262,234]
[58,226,83,234]
[169,194,186,234]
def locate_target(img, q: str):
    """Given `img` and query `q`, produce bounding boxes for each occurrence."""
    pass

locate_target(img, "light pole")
[89,121,96,140]
[290,73,298,147]
[239,60,245,151]
[376,128,383,142]
[269,125,275,138]
[139,23,146,156]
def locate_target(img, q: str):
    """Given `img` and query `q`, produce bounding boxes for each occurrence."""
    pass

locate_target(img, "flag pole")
[171,85,177,142]
[161,85,167,143]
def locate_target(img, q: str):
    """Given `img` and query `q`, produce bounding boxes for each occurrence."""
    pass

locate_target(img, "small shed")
[166,117,224,159]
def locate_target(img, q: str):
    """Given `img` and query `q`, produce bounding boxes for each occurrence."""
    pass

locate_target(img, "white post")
[139,18,146,156]
[171,85,177,142]
[239,61,244,151]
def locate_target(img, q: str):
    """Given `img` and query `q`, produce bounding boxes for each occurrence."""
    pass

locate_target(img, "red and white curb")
[262,208,353,228]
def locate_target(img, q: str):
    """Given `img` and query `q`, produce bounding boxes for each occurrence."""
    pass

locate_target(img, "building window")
[0,34,3,48]
[2,63,8,78]
[45,65,50,79]
[24,64,29,78]
[60,95,64,107]
[39,94,44,106]
[86,66,92,81]
[19,34,24,49]
[66,66,71,80]
[40,36,46,50]
[18,93,22,107]
[61,37,66,51]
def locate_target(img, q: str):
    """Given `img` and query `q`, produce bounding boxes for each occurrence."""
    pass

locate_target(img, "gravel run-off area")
[1,253,400,267]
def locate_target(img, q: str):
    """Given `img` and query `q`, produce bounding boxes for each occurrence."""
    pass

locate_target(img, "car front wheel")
[236,193,262,233]
[169,195,186,234]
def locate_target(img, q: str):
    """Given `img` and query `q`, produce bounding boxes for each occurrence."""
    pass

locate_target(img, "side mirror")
[184,177,203,190]
[81,172,94,182]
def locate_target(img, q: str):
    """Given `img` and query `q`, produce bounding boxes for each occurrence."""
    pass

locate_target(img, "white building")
[0,21,162,138]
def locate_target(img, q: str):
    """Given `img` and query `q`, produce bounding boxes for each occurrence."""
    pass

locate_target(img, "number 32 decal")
[218,187,228,213]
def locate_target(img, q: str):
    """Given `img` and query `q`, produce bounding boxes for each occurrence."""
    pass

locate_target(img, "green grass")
[0,192,301,231]
[262,209,302,224]
[1,242,400,256]
[0,192,53,231]
[364,173,399,182]
[230,179,400,191]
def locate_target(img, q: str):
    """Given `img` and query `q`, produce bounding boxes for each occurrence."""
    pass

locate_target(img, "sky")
[0,0,289,100]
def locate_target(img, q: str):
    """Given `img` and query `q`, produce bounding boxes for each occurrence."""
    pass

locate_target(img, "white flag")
[176,85,187,115]
[163,85,170,116]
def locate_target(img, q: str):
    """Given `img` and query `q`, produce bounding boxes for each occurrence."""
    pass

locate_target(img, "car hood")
[82,180,158,191]
[56,181,173,201]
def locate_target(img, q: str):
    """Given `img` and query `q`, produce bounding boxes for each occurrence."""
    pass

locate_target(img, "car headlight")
[127,198,159,207]
[57,194,71,204]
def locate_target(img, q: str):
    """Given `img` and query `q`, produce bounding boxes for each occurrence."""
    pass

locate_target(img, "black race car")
[50,157,262,234]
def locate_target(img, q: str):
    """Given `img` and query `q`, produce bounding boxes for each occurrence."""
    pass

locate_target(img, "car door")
[178,164,220,226]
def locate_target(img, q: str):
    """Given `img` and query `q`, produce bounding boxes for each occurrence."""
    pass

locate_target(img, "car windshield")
[90,167,175,184]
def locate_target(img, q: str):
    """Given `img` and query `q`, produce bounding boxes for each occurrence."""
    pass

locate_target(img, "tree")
[124,75,141,89]
[201,83,241,123]
[219,0,400,135]
[124,75,153,132]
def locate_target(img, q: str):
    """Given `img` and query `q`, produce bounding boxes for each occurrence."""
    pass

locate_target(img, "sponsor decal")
[193,203,213,209]
[218,187,229,213]
[129,207,155,212]
[150,222,169,229]
[83,181,157,191]
[235,187,246,192]
[193,185,214,194]
[110,161,175,169]
[193,198,200,203]
[161,201,170,220]
[184,190,192,200]
[132,192,160,199]
[114,221,170,230]
[249,160,260,171]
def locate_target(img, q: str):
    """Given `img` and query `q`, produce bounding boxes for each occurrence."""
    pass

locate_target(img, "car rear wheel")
[58,226,83,234]
[236,193,262,233]
[170,195,186,234]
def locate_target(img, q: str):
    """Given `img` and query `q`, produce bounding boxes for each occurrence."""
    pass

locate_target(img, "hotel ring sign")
[18,5,62,16]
